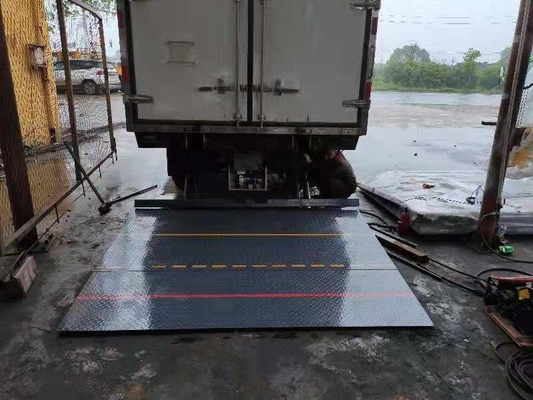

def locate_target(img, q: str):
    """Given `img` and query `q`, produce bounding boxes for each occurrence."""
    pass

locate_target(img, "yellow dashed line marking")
[232,264,247,268]
[252,264,267,268]
[213,264,227,269]
[172,265,187,269]
[311,264,326,268]
[151,265,166,269]
[291,264,306,268]
[272,264,287,268]
[192,264,207,269]
[330,264,345,268]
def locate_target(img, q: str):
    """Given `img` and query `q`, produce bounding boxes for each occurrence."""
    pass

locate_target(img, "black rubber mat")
[60,209,433,331]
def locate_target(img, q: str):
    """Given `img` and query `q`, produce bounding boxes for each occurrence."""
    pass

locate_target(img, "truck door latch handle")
[254,79,300,95]
[199,78,247,95]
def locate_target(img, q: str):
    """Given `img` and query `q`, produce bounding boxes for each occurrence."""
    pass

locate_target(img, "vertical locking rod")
[234,0,243,124]
[258,0,267,126]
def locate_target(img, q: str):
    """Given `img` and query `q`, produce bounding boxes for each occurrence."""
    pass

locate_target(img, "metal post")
[0,10,38,247]
[56,0,82,181]
[479,0,533,241]
[98,20,116,154]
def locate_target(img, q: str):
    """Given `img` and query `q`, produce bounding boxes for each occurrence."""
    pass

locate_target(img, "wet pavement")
[348,91,500,182]
[0,91,502,245]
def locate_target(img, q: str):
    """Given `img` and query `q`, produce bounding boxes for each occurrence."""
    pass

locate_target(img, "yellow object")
[518,288,530,301]
[0,0,60,147]
[114,61,122,78]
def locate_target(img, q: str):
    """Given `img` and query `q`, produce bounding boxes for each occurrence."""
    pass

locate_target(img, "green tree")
[375,44,507,93]
[479,65,503,90]
[389,44,431,63]
[462,48,482,88]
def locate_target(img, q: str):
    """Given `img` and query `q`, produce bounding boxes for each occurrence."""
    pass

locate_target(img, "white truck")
[117,0,380,199]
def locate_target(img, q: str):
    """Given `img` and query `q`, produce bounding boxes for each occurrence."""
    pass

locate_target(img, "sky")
[102,0,521,64]
[375,0,521,64]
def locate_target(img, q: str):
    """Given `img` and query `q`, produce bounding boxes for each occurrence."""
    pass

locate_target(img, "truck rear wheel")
[167,147,187,189]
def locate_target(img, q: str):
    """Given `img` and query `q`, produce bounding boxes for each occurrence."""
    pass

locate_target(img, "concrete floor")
[1,128,533,400]
[0,90,530,399]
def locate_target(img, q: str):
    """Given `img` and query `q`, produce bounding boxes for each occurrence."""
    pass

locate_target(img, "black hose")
[429,257,483,281]
[359,210,396,231]
[477,268,533,279]
[495,342,533,400]
[388,251,484,296]
[480,213,533,265]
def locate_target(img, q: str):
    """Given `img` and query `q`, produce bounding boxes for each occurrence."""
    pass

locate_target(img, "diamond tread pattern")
[59,209,433,331]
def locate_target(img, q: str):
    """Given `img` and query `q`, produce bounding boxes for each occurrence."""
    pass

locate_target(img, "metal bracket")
[296,127,358,136]
[350,0,381,10]
[273,79,299,96]
[123,94,154,104]
[135,198,360,209]
[342,99,371,109]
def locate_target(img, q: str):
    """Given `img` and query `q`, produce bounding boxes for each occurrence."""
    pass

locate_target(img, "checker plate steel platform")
[60,209,433,331]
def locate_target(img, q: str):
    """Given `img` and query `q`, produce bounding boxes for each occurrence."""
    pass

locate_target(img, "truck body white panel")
[252,1,366,123]
[130,0,247,121]
[119,0,379,137]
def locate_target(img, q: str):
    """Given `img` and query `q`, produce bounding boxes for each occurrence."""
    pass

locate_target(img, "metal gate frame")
[1,0,117,253]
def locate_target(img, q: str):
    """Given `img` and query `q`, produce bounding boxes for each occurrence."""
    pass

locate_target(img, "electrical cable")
[388,251,484,297]
[480,213,533,265]
[368,222,394,231]
[359,209,396,231]
[477,268,533,278]
[482,233,533,265]
[428,257,483,281]
[494,342,533,400]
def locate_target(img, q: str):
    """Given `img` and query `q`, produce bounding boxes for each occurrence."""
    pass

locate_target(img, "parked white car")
[54,60,122,95]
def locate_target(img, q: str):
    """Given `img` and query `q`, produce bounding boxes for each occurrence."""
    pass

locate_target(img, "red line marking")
[77,292,415,301]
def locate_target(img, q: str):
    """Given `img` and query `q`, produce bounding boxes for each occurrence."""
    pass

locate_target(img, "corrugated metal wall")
[1,0,60,147]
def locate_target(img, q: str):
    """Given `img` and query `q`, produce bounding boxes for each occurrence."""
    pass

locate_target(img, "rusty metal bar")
[56,0,82,181]
[98,20,117,153]
[3,152,114,249]
[479,0,533,241]
[69,0,103,18]
[0,9,38,249]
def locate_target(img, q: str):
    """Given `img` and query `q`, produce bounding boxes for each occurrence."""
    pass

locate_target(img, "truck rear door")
[128,0,247,122]
[252,0,368,124]
[119,0,379,138]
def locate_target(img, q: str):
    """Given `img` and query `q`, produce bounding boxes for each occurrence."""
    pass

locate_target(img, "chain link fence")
[0,0,116,250]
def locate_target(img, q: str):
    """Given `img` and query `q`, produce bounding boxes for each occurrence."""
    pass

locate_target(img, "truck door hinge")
[342,99,371,109]
[123,94,154,104]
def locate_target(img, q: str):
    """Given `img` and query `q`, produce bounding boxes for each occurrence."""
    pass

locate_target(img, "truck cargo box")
[117,0,380,149]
